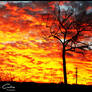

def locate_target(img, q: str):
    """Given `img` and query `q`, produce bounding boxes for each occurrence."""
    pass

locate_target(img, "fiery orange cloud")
[0,2,91,85]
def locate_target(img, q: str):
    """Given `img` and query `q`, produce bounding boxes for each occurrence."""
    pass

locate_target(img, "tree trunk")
[62,45,67,84]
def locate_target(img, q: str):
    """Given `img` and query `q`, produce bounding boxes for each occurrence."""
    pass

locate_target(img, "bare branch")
[65,24,91,46]
[53,35,63,44]
[66,44,92,51]
[61,9,74,25]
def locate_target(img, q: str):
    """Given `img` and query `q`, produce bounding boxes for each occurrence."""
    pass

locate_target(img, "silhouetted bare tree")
[41,2,92,84]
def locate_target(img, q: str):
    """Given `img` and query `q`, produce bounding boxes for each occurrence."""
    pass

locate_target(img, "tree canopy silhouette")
[40,2,92,84]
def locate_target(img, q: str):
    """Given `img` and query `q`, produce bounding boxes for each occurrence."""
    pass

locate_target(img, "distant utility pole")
[75,67,78,84]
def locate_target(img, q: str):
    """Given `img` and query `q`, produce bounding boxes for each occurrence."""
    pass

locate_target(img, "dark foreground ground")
[0,81,91,91]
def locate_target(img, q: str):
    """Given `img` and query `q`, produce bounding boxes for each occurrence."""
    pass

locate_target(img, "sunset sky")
[0,1,92,85]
